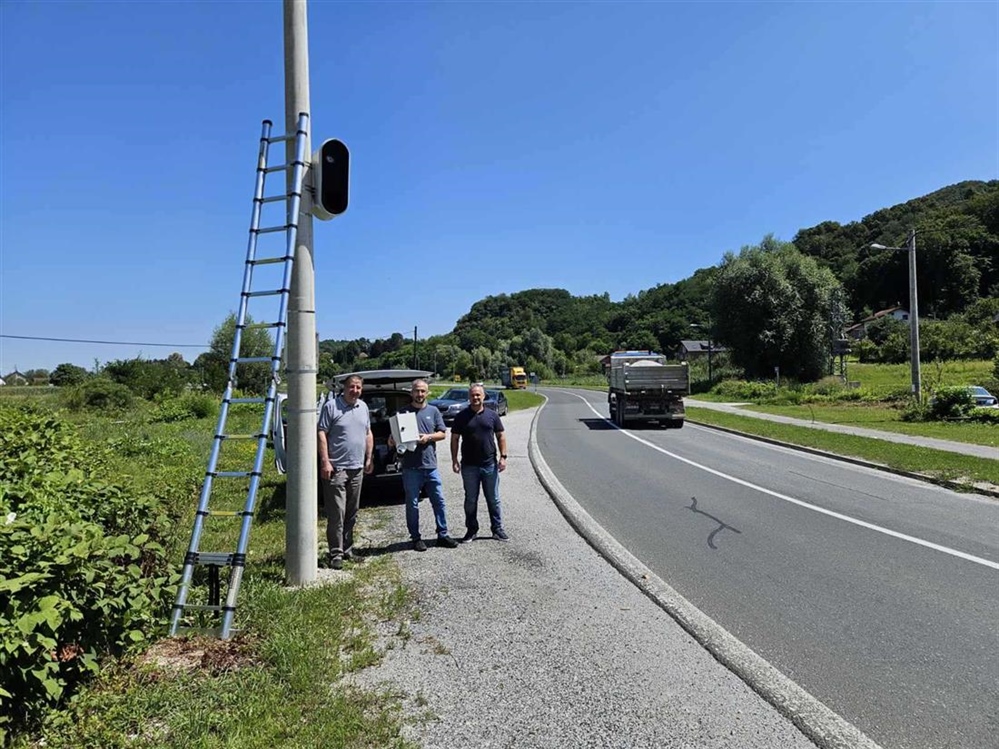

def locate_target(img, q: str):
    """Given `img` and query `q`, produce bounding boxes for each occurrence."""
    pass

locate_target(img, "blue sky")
[1,1,996,373]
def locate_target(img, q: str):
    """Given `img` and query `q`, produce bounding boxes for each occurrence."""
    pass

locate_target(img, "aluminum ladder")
[169,114,309,639]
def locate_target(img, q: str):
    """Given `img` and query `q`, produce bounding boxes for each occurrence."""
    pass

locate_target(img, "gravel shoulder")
[349,407,826,749]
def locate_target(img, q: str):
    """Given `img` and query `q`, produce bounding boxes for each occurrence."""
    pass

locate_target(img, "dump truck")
[501,366,528,389]
[607,351,688,428]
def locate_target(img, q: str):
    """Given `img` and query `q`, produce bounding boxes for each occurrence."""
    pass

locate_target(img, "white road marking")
[568,392,999,571]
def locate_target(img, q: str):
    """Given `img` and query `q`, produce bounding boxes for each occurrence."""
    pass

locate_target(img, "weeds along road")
[535,387,999,749]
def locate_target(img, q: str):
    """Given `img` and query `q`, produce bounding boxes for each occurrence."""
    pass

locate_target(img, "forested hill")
[319,180,998,376]
[793,180,997,318]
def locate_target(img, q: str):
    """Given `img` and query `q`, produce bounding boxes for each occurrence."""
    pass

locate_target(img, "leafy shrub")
[102,358,190,400]
[928,386,975,419]
[968,406,999,424]
[62,378,134,413]
[0,405,177,739]
[713,380,778,401]
[899,401,932,422]
[150,392,218,423]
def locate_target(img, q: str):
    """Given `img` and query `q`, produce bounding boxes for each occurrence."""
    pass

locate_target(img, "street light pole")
[871,228,921,401]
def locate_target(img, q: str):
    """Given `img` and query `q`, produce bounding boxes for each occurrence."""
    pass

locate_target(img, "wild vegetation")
[0,389,419,747]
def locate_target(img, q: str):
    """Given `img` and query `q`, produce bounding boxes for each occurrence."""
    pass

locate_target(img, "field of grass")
[845,359,995,394]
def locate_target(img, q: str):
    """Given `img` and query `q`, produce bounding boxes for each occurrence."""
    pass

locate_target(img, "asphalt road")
[535,387,999,749]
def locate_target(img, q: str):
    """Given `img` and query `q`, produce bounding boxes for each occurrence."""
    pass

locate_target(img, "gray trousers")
[322,467,364,560]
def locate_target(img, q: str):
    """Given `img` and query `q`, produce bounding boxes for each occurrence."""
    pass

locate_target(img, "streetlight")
[870,228,920,400]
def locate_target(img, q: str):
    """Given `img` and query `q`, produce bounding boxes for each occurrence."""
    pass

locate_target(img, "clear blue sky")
[2,1,996,373]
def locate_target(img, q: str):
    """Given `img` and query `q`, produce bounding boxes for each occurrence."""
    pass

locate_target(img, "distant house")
[843,306,910,340]
[677,340,727,361]
[2,370,27,386]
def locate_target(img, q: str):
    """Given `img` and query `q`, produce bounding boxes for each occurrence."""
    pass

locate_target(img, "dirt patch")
[139,634,261,675]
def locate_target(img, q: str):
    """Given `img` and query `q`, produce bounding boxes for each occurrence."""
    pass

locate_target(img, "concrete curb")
[527,397,884,749]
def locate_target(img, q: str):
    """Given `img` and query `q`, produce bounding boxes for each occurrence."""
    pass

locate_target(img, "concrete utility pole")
[284,0,317,585]
[905,229,921,401]
[870,228,921,401]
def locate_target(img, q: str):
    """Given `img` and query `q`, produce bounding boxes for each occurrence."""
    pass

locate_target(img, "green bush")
[150,392,218,423]
[62,378,134,413]
[968,406,999,424]
[0,405,177,740]
[713,380,779,401]
[928,386,976,419]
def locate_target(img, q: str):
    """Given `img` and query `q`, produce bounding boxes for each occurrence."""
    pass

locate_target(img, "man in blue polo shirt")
[390,379,459,552]
[450,382,509,542]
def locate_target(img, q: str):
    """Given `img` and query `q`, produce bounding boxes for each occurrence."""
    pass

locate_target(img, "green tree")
[22,369,50,384]
[712,235,847,382]
[49,363,90,387]
[201,313,274,394]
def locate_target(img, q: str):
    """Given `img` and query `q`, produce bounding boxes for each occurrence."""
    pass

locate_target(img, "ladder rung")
[242,322,282,330]
[219,433,265,441]
[202,510,250,517]
[228,397,268,404]
[244,289,286,298]
[189,551,246,566]
[256,225,290,235]
[260,195,288,204]
[215,471,253,478]
[249,256,291,266]
[194,552,234,566]
[234,356,273,364]
[264,164,290,173]
[268,133,295,143]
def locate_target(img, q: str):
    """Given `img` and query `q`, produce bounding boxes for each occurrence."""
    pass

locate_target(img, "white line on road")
[568,392,999,571]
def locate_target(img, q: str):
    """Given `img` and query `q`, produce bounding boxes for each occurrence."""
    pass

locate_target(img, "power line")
[1,334,209,349]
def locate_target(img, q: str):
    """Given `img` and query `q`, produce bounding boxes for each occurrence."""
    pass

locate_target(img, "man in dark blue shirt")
[390,379,458,551]
[450,383,509,542]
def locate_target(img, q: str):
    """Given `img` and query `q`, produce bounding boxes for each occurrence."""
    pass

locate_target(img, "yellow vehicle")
[501,366,528,389]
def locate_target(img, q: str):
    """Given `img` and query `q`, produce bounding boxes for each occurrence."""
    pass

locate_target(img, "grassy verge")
[686,406,999,491]
[737,402,998,447]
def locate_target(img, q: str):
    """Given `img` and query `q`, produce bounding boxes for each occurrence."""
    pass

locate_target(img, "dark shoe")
[412,538,428,552]
[459,531,477,543]
[492,528,510,541]
[437,535,459,549]
[343,550,364,563]
[329,557,344,570]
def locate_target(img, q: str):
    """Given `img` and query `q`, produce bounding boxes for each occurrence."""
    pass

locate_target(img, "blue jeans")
[403,468,450,540]
[461,463,502,535]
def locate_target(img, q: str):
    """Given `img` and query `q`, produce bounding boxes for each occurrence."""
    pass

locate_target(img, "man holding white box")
[389,379,459,552]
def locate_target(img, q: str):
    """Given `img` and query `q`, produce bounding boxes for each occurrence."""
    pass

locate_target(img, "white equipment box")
[389,411,420,452]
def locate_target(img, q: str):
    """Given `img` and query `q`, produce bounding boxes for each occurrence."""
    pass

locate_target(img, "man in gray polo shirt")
[318,374,373,569]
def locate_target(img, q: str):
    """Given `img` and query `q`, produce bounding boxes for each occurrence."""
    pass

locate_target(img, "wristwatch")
[500,454,508,459]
